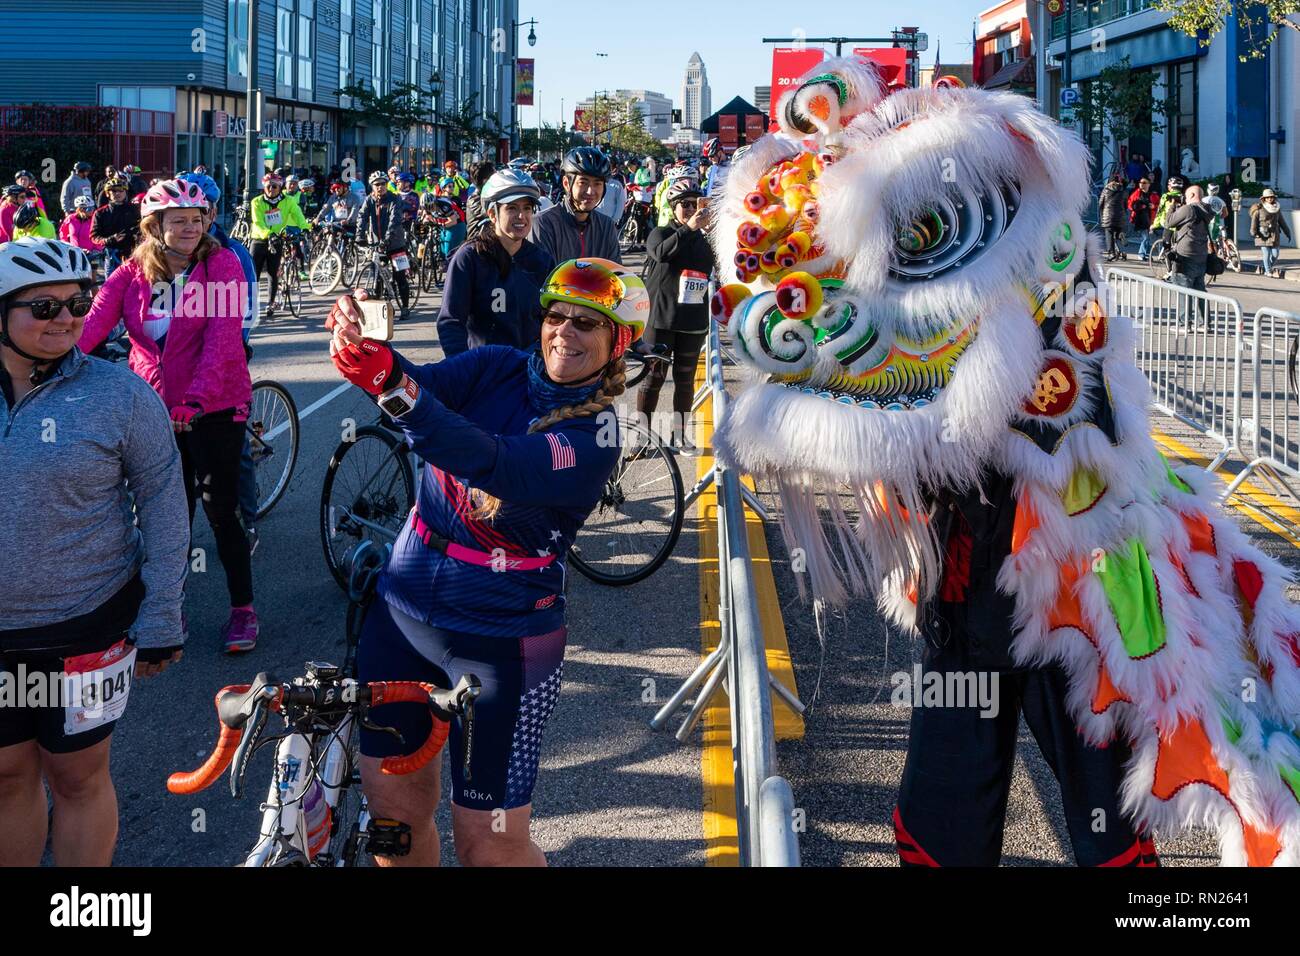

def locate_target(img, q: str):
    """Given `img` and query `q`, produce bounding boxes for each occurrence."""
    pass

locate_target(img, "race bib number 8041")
[63,640,136,735]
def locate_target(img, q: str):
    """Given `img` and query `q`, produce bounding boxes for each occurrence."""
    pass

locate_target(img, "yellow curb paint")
[1153,431,1300,550]
[694,359,803,867]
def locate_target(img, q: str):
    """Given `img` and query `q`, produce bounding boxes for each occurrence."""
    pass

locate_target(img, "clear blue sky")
[515,0,988,129]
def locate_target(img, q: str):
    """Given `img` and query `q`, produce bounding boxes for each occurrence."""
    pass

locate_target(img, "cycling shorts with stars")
[358,599,566,811]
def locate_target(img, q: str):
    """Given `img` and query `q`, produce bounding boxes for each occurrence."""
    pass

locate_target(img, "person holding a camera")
[1165,184,1215,329]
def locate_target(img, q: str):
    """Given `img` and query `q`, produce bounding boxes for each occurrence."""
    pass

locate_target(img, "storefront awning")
[982,58,1033,90]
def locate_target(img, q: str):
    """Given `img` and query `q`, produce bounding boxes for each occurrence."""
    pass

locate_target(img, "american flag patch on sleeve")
[546,432,576,471]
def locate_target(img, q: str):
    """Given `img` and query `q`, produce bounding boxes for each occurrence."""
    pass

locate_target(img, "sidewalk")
[1109,240,1300,319]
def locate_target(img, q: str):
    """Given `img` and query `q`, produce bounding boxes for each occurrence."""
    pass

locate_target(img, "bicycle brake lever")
[358,714,406,747]
[230,699,270,800]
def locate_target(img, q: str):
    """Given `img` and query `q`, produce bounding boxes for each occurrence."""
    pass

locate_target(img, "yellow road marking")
[1152,431,1300,550]
[694,362,803,867]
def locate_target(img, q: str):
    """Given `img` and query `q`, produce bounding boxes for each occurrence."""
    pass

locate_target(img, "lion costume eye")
[889,181,1021,283]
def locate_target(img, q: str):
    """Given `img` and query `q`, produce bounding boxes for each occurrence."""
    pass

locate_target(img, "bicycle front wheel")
[284,267,303,317]
[247,380,300,519]
[569,419,684,586]
[325,718,371,867]
[1226,241,1242,273]
[310,250,344,296]
[320,425,415,591]
[1147,240,1167,278]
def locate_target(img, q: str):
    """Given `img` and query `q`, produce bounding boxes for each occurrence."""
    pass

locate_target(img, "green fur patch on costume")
[1098,539,1167,659]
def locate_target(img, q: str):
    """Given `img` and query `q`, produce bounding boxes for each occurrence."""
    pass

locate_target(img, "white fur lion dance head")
[710,57,1300,866]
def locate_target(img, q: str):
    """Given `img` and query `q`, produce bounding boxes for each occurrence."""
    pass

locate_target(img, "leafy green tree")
[1073,56,1168,169]
[1153,0,1300,56]
[338,80,429,146]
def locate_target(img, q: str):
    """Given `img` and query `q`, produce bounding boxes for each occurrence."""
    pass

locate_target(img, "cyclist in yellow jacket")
[249,172,309,317]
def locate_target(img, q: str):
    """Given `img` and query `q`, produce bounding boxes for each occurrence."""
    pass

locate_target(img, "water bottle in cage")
[301,778,332,859]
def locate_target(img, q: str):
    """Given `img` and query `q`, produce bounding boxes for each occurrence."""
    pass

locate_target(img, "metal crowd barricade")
[1107,268,1245,472]
[1223,307,1300,503]
[650,301,803,867]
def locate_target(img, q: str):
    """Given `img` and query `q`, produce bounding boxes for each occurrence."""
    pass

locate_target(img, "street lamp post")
[509,18,539,155]
[243,0,258,207]
[429,70,443,168]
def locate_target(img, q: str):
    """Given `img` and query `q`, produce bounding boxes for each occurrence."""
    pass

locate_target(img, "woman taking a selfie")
[327,257,647,867]
[80,179,259,654]
[0,238,189,866]
[435,168,554,356]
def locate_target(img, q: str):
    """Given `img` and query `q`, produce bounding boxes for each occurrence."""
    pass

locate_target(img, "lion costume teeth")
[711,57,1300,866]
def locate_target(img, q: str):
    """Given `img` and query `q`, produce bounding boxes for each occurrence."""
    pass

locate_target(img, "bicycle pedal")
[366,818,412,857]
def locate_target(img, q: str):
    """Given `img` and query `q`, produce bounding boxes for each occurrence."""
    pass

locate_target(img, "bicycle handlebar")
[166,673,481,795]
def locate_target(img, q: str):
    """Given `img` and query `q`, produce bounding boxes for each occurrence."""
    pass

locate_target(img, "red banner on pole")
[852,47,909,89]
[718,113,739,150]
[769,47,827,125]
[744,114,766,144]
[573,108,592,132]
[515,59,535,106]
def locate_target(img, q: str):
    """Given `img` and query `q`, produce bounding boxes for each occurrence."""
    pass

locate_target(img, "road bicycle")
[167,541,481,867]
[266,231,304,318]
[319,347,684,590]
[413,222,447,293]
[230,203,251,243]
[355,241,410,316]
[247,379,300,519]
[307,221,358,296]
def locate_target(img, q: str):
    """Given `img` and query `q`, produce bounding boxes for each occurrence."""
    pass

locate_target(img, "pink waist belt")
[409,510,557,571]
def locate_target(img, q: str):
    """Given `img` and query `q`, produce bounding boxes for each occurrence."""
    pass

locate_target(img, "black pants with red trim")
[894,636,1158,867]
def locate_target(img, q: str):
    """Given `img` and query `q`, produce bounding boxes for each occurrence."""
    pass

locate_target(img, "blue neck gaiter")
[526,351,601,415]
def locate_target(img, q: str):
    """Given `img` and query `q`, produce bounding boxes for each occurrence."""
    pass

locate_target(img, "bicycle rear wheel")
[320,425,415,591]
[310,250,344,296]
[569,418,684,586]
[283,267,303,317]
[247,380,300,519]
[1147,239,1168,279]
[1226,241,1242,273]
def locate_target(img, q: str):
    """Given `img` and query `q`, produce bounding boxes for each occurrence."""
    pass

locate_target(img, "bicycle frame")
[242,713,364,867]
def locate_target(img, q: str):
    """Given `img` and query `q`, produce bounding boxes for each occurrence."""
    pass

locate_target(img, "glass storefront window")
[277,9,293,87]
[298,13,314,91]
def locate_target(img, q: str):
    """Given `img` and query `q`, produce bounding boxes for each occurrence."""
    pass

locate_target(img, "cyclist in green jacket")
[249,172,310,317]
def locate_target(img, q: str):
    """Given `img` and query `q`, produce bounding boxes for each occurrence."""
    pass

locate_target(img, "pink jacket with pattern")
[79,248,252,416]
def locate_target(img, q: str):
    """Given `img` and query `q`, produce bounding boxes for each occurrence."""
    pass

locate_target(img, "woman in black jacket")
[1098,172,1129,261]
[639,180,715,447]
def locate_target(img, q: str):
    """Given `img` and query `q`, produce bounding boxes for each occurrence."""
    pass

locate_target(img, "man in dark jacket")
[638,180,715,446]
[89,176,141,275]
[530,147,622,265]
[356,171,412,318]
[1098,172,1128,261]
[1166,184,1213,328]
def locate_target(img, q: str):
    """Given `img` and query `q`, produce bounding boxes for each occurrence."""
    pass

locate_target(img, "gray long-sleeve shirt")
[1,348,189,649]
[61,174,94,214]
[528,201,622,265]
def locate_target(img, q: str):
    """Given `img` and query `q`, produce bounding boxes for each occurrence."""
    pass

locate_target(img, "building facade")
[682,52,711,130]
[974,0,1034,94]
[1036,0,1299,213]
[3,0,517,210]
[615,89,674,141]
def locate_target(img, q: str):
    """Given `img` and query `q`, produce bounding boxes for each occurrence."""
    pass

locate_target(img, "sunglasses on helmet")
[9,293,96,321]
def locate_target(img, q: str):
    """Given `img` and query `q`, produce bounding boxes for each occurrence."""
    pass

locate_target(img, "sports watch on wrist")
[378,375,420,418]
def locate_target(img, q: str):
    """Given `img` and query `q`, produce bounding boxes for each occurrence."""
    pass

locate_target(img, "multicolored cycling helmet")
[262,172,284,187]
[1166,176,1185,192]
[702,138,722,160]
[433,197,457,217]
[538,258,648,357]
[329,181,349,195]
[419,191,439,208]
[106,175,132,193]
[4,184,25,198]
[141,178,209,216]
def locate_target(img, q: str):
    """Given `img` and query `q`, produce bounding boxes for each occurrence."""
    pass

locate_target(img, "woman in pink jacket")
[80,179,260,653]
[57,196,105,252]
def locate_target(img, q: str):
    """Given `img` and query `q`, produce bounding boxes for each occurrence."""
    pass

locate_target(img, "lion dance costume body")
[709,57,1300,866]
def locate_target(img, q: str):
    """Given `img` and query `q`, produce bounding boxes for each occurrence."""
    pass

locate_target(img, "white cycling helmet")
[0,237,93,301]
[481,168,542,209]
[73,195,96,210]
[300,178,316,189]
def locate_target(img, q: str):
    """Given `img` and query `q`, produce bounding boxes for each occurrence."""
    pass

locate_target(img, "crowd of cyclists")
[0,134,738,868]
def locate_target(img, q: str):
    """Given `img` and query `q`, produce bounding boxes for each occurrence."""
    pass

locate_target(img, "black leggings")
[177,415,253,607]
[250,239,282,306]
[637,328,707,438]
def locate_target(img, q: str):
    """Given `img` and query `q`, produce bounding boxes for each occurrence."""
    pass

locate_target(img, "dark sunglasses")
[542,310,610,333]
[10,294,95,320]
[677,200,700,210]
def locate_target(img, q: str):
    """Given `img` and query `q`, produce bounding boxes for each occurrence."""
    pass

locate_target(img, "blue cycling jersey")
[379,346,620,637]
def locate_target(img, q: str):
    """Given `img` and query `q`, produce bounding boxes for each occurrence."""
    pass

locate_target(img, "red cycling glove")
[333,339,401,395]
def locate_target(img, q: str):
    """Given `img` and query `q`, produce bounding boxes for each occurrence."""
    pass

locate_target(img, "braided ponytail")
[469,357,628,521]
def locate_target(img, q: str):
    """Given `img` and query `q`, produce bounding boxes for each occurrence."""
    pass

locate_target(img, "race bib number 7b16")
[63,639,136,735]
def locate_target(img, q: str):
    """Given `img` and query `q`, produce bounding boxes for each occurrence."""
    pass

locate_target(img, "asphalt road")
[106,256,708,866]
